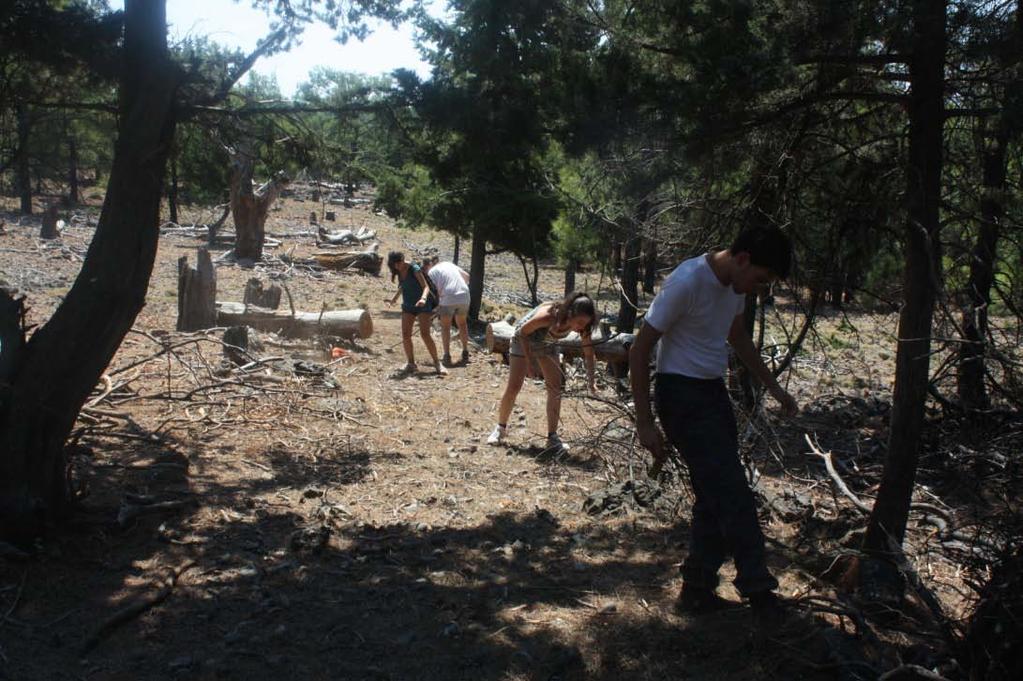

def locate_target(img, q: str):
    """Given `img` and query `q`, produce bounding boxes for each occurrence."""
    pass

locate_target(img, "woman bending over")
[487,292,596,454]
[385,251,447,376]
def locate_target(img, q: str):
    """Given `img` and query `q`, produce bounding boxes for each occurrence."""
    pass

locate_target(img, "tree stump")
[222,326,249,366]
[325,211,336,221]
[177,248,217,331]
[243,278,282,309]
[40,204,60,239]
[309,211,318,225]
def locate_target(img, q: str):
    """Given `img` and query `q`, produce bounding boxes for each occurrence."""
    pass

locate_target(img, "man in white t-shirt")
[424,259,471,366]
[629,226,797,626]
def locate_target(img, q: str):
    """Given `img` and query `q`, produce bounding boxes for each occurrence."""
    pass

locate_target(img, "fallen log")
[317,225,376,246]
[313,243,381,275]
[216,302,373,339]
[484,321,634,363]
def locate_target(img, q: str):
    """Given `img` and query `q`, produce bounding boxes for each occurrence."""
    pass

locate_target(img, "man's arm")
[728,314,798,415]
[629,322,665,462]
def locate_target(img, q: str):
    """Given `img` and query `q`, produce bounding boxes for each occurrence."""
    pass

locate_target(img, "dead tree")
[177,248,217,331]
[229,149,289,261]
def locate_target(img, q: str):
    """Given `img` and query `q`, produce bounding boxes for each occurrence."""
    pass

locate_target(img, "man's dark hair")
[729,226,792,279]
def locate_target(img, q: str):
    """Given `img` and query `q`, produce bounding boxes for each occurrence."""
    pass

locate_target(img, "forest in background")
[2,1,1023,679]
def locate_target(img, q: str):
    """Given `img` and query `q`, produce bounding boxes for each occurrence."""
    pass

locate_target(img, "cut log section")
[216,302,372,339]
[484,321,634,364]
[313,243,382,275]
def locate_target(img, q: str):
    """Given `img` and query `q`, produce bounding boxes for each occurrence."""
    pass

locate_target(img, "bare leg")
[439,314,452,358]
[417,312,444,372]
[498,355,528,426]
[455,312,470,353]
[400,312,416,366]
[538,355,564,435]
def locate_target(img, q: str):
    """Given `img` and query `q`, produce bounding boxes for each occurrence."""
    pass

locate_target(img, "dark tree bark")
[611,240,622,272]
[229,152,288,262]
[16,104,32,215]
[39,204,59,240]
[67,135,79,205]
[0,0,179,541]
[519,254,539,306]
[642,236,657,294]
[564,258,577,296]
[737,293,758,409]
[468,224,486,322]
[453,234,460,266]
[177,248,217,331]
[617,235,641,333]
[168,146,179,225]
[862,0,946,558]
[957,122,1008,411]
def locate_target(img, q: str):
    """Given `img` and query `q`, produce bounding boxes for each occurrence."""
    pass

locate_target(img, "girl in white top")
[424,259,471,365]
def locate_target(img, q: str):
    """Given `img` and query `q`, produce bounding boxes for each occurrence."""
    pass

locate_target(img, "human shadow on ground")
[1,422,874,681]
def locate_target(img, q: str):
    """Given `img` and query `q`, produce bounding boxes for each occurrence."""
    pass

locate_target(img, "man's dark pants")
[655,373,778,596]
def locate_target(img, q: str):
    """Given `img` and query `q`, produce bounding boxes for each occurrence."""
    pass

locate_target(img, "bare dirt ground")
[0,191,1010,680]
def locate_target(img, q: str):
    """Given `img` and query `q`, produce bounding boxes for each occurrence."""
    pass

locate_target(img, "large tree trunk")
[0,0,178,542]
[453,234,460,266]
[230,152,287,262]
[67,135,80,206]
[168,146,179,225]
[861,0,946,562]
[957,122,1008,411]
[643,236,657,294]
[16,103,32,215]
[564,258,577,296]
[468,224,486,322]
[617,235,641,333]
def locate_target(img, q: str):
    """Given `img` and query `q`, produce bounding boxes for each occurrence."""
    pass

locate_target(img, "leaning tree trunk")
[230,153,287,262]
[861,0,946,564]
[0,0,178,542]
[16,103,32,215]
[468,225,487,323]
[617,235,641,333]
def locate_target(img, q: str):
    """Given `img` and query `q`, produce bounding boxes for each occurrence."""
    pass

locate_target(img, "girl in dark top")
[385,251,447,375]
[487,291,597,454]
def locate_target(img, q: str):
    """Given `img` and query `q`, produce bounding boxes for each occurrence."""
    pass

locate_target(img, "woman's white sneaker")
[487,425,506,445]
